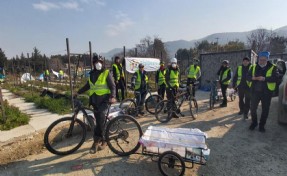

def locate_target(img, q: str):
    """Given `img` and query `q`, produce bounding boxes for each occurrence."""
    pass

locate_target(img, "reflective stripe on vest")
[188,65,200,79]
[158,70,166,85]
[112,64,124,81]
[236,65,252,86]
[88,70,111,96]
[221,68,231,85]
[251,65,276,91]
[135,70,148,90]
[166,69,179,88]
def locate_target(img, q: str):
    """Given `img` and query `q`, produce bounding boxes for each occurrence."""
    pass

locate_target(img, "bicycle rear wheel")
[155,100,174,123]
[189,98,198,119]
[105,115,142,156]
[145,95,163,114]
[44,117,86,155]
[119,98,138,117]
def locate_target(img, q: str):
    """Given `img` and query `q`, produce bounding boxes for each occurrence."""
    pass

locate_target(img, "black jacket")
[112,63,124,82]
[165,66,180,88]
[247,61,279,93]
[217,66,231,85]
[78,69,116,105]
[232,64,251,89]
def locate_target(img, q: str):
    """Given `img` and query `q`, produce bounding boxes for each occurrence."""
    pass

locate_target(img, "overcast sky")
[0,0,286,58]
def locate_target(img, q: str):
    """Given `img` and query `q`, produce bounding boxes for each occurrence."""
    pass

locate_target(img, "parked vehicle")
[278,61,287,124]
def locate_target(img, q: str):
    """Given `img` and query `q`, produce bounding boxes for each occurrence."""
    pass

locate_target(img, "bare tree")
[247,28,271,53]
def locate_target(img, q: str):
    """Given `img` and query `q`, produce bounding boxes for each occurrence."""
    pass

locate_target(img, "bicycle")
[206,80,237,110]
[119,85,163,116]
[44,97,143,156]
[154,85,198,123]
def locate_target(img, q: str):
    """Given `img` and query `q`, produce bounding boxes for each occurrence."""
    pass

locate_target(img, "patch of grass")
[0,100,30,131]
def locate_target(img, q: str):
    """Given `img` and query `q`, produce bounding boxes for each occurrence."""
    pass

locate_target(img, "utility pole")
[215,37,219,52]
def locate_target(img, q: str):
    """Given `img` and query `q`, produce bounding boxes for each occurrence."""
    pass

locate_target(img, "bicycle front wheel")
[44,117,87,155]
[189,98,198,119]
[105,115,143,156]
[155,100,174,123]
[119,98,138,117]
[145,95,163,114]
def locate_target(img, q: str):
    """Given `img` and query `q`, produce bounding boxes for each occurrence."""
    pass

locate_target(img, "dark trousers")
[250,91,272,127]
[220,84,228,104]
[187,78,196,97]
[166,87,177,111]
[115,78,125,101]
[92,103,109,141]
[135,89,147,112]
[157,84,166,98]
[238,88,251,115]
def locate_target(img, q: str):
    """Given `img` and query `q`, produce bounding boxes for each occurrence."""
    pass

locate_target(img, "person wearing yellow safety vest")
[232,57,252,119]
[186,59,201,97]
[112,56,125,101]
[165,58,180,118]
[217,60,232,107]
[247,51,279,132]
[59,69,64,81]
[44,69,50,81]
[155,61,166,98]
[131,63,148,115]
[76,55,116,153]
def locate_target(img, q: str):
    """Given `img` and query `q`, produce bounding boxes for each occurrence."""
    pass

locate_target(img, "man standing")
[186,59,201,97]
[131,63,148,115]
[59,68,64,81]
[155,61,166,98]
[112,56,125,101]
[76,55,116,153]
[233,57,252,119]
[247,51,278,132]
[165,58,180,118]
[217,60,232,107]
[44,68,50,81]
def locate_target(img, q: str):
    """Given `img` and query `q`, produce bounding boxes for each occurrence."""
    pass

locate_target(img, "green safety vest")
[158,70,166,85]
[88,70,111,96]
[59,70,64,76]
[135,70,148,90]
[45,70,50,76]
[221,68,231,85]
[236,65,252,86]
[166,69,179,88]
[112,64,124,81]
[250,64,276,91]
[188,65,200,79]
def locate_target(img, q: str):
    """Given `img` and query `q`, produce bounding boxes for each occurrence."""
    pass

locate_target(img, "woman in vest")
[76,55,116,153]
[247,51,279,132]
[217,60,232,107]
[112,56,125,101]
[165,58,180,118]
[155,61,166,98]
[232,57,252,119]
[131,63,148,115]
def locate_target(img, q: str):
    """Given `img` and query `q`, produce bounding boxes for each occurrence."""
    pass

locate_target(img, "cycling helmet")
[170,58,177,63]
[138,63,144,68]
[222,60,229,65]
[93,55,104,63]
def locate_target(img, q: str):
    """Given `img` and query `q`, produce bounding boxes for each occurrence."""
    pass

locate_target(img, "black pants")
[166,87,177,111]
[115,78,125,101]
[238,88,251,115]
[92,103,109,141]
[187,78,196,97]
[250,91,272,127]
[157,84,166,98]
[135,89,147,112]
[220,84,228,104]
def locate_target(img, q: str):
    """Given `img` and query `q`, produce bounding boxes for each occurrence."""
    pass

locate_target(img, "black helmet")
[93,55,104,63]
[222,60,229,64]
[138,63,144,68]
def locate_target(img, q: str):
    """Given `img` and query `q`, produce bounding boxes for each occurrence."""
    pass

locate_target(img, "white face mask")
[172,63,176,68]
[259,63,267,68]
[95,62,102,70]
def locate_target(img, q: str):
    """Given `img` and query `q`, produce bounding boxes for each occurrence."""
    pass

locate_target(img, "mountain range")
[100,26,287,59]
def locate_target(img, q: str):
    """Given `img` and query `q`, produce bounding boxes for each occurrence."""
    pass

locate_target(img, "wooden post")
[89,41,93,70]
[0,88,6,122]
[66,38,74,111]
[135,48,137,57]
[123,46,127,97]
[27,53,33,95]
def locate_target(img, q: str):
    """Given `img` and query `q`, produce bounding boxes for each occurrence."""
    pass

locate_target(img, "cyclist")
[131,63,148,115]
[165,58,180,118]
[186,58,201,97]
[155,61,166,98]
[112,56,125,101]
[217,60,232,107]
[76,55,116,154]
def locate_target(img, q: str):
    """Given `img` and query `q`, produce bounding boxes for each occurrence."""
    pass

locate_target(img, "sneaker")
[249,123,258,131]
[259,126,266,133]
[139,111,145,115]
[89,142,99,154]
[238,111,244,115]
[220,103,227,107]
[98,141,107,151]
[173,113,180,118]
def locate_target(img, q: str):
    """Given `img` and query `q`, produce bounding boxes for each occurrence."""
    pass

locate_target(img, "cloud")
[33,1,83,11]
[106,12,134,37]
[32,1,60,11]
[60,1,82,11]
[80,0,106,6]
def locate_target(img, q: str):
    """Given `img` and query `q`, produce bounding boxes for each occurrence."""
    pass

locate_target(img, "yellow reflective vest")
[112,64,124,81]
[166,69,179,88]
[158,70,166,85]
[135,70,148,90]
[250,64,276,91]
[188,65,200,79]
[88,70,111,96]
[236,65,252,86]
[221,68,231,85]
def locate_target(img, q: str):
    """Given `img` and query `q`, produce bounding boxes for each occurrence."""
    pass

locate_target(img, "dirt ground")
[0,91,287,176]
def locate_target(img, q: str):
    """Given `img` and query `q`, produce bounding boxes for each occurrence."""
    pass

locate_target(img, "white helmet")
[170,58,177,63]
